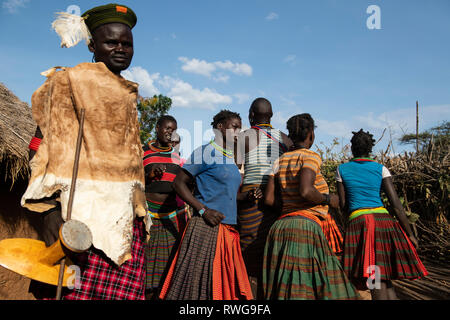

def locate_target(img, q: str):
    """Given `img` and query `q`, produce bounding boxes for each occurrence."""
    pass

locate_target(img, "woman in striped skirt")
[159,110,253,300]
[143,115,187,298]
[263,114,360,300]
[336,129,428,300]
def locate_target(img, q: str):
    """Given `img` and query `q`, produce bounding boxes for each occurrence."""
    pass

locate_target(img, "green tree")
[137,94,172,144]
[400,121,449,154]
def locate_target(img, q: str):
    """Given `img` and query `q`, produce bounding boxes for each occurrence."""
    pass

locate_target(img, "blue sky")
[1,0,449,157]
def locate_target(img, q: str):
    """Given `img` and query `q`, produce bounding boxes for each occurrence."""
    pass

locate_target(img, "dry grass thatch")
[0,82,36,183]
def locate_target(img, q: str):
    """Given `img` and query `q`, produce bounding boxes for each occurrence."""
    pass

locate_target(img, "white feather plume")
[51,12,91,48]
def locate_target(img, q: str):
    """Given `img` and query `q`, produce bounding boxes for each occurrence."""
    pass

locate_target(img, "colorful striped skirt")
[159,216,253,300]
[263,214,360,300]
[322,214,344,254]
[146,201,187,291]
[238,184,278,277]
[342,210,428,290]
[62,218,147,300]
[281,210,344,255]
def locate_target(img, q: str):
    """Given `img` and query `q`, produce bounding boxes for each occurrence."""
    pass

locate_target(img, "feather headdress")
[51,12,92,48]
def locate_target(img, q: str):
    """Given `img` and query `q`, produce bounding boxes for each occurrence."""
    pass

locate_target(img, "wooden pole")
[56,109,85,300]
[416,101,419,153]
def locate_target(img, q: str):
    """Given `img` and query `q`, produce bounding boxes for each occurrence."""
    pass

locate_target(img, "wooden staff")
[56,108,86,300]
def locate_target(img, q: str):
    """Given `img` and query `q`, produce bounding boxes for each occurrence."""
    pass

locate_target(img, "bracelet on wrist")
[198,208,207,216]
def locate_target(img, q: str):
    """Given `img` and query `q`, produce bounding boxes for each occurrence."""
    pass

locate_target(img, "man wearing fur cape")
[24,4,148,300]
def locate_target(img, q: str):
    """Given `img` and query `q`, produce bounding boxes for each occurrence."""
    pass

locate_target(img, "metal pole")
[56,109,85,300]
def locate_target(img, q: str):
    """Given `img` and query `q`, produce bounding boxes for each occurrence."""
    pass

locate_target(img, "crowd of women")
[143,97,428,301]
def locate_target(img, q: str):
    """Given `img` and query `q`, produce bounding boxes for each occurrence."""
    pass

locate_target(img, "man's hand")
[202,208,225,227]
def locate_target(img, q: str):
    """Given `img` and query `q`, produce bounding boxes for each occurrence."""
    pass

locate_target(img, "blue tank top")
[337,159,386,212]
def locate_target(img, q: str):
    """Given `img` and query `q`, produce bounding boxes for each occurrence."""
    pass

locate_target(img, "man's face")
[89,23,134,74]
[156,120,178,146]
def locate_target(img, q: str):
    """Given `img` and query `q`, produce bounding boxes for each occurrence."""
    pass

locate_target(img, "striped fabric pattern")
[238,186,279,300]
[349,207,388,221]
[273,149,329,217]
[243,128,285,185]
[322,214,344,254]
[238,185,278,271]
[343,212,428,289]
[146,206,187,291]
[63,218,147,300]
[212,224,253,300]
[280,210,344,255]
[159,216,219,300]
[263,216,360,300]
[143,142,181,193]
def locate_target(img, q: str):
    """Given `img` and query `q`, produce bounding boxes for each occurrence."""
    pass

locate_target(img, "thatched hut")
[0,82,40,300]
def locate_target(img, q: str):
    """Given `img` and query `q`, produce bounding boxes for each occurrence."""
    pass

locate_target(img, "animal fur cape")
[21,62,147,266]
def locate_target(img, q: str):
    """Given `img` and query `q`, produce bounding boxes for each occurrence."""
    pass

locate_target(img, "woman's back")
[275,149,329,217]
[337,159,391,213]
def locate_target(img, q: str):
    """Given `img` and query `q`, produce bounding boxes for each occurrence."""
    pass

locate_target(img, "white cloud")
[124,65,233,110]
[213,74,230,83]
[122,66,262,110]
[354,104,450,134]
[178,57,253,79]
[313,104,450,153]
[178,57,216,77]
[2,0,29,13]
[233,93,251,104]
[214,60,253,76]
[122,67,160,97]
[354,112,380,128]
[272,111,291,129]
[316,119,353,139]
[159,76,232,110]
[266,12,279,21]
[280,96,302,109]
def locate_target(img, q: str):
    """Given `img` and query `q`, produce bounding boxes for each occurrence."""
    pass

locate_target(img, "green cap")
[81,3,137,33]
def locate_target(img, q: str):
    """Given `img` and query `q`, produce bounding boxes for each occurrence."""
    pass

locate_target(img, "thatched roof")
[0,82,36,182]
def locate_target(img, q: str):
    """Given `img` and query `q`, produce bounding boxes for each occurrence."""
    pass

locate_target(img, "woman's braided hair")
[211,109,241,129]
[286,113,315,142]
[351,129,376,157]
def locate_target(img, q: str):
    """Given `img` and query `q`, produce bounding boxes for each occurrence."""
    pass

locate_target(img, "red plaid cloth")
[343,212,428,290]
[62,218,147,300]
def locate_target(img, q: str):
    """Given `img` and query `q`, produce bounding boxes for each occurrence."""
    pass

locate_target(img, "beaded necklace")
[254,123,273,129]
[149,141,174,154]
[210,140,234,158]
[351,157,376,162]
[251,124,288,152]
